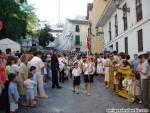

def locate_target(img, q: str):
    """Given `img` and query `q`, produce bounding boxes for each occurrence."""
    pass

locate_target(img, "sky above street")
[28,0,93,25]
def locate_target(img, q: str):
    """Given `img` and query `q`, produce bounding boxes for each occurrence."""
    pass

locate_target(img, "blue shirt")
[8,82,20,103]
[32,74,37,82]
[131,59,139,71]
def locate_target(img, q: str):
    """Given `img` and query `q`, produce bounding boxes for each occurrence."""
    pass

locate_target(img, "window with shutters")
[115,14,118,37]
[123,4,128,31]
[109,22,112,41]
[124,37,128,54]
[136,0,143,22]
[75,25,80,32]
[138,29,143,52]
[75,35,80,45]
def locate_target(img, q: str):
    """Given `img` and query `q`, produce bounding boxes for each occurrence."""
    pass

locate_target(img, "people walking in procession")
[0,47,150,113]
[83,57,95,96]
[72,62,81,94]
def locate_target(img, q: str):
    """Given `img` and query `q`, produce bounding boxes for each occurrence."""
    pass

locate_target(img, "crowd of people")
[0,48,150,113]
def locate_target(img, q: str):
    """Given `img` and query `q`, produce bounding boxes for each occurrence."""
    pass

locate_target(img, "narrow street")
[20,77,143,113]
[0,0,150,113]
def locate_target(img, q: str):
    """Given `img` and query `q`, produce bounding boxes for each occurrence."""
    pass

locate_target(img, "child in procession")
[24,73,37,107]
[72,62,81,94]
[29,66,38,103]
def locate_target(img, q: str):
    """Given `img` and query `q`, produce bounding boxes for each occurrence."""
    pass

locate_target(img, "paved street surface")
[19,77,143,113]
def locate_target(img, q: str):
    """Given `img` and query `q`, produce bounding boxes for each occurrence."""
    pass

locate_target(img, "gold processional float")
[109,67,136,101]
[109,67,150,109]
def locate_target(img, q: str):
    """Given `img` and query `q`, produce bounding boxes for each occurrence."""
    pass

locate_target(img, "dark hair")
[113,51,118,55]
[14,57,18,64]
[83,58,86,63]
[41,54,46,62]
[8,73,16,81]
[18,53,22,58]
[138,55,143,60]
[30,66,36,72]
[143,53,148,59]
[122,60,130,67]
[6,56,15,66]
[126,54,130,60]
[77,56,81,60]
[135,72,140,80]
[28,73,33,79]
[118,52,126,59]
[74,62,78,66]
[148,59,150,65]
[6,48,11,54]
[34,51,41,56]
[0,50,2,55]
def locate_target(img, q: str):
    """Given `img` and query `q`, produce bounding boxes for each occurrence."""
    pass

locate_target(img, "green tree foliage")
[39,25,55,47]
[0,0,37,40]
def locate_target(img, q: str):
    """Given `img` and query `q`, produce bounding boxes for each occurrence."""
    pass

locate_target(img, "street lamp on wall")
[114,0,130,12]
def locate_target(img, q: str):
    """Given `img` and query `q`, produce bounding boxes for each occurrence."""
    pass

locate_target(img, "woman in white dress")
[104,55,111,88]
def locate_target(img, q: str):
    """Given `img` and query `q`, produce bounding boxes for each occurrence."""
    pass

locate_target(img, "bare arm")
[120,65,130,70]
[11,93,17,104]
[41,66,44,75]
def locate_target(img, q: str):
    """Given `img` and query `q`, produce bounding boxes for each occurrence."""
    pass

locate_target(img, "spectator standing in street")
[29,66,38,103]
[51,51,62,89]
[131,54,139,72]
[5,48,11,61]
[8,73,20,113]
[18,54,28,106]
[58,54,65,83]
[140,53,150,108]
[0,50,7,112]
[104,54,111,88]
[136,55,144,104]
[12,57,19,76]
[29,51,48,98]
[0,50,6,88]
[5,56,15,80]
[2,56,16,113]
[24,73,37,107]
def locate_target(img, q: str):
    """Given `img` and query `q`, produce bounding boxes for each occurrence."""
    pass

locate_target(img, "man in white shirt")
[141,53,149,107]
[29,51,48,98]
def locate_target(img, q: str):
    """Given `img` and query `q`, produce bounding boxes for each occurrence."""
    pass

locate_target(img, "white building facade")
[62,18,88,52]
[97,0,150,56]
[50,24,64,49]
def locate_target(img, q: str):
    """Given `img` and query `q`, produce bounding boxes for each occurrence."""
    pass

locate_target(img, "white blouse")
[72,68,81,77]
